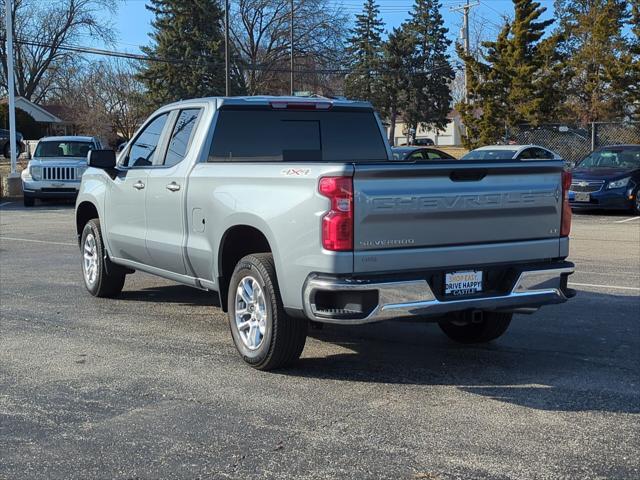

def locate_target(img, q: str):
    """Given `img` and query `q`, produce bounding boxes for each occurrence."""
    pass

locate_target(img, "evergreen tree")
[458,0,559,147]
[402,0,455,137]
[344,0,385,107]
[380,27,415,145]
[554,0,631,122]
[626,1,640,119]
[138,0,235,107]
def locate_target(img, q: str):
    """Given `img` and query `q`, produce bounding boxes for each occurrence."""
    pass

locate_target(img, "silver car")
[21,136,102,206]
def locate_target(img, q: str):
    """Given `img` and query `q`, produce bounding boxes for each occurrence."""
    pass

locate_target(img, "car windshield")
[35,141,94,158]
[461,149,517,160]
[578,148,640,169]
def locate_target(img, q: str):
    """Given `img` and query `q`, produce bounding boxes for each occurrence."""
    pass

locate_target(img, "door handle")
[166,182,181,192]
[133,180,145,190]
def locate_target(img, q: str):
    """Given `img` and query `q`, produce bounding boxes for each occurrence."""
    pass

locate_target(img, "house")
[388,111,464,146]
[0,96,75,138]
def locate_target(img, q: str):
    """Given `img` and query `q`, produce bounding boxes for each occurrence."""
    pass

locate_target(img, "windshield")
[461,149,517,160]
[35,141,94,158]
[209,109,387,162]
[578,148,640,169]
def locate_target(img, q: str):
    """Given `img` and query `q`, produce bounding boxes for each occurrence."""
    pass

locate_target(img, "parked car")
[0,128,25,158]
[413,137,435,146]
[392,146,456,161]
[21,136,102,207]
[569,144,640,214]
[75,96,575,371]
[461,144,562,161]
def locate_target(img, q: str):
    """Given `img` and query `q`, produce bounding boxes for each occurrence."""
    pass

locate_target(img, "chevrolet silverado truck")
[75,96,575,370]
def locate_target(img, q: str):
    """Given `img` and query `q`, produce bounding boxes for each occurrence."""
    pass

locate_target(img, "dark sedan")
[0,128,25,158]
[569,145,640,214]
[391,146,456,161]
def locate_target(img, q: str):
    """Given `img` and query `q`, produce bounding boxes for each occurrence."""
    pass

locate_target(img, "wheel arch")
[76,201,100,244]
[217,224,274,312]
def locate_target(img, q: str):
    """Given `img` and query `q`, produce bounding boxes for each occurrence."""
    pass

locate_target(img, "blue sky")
[97,0,557,55]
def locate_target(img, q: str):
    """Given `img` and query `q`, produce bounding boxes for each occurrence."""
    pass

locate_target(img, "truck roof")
[162,96,374,110]
[38,136,98,142]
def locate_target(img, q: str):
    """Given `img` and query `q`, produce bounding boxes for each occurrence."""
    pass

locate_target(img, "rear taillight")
[561,170,572,236]
[319,176,353,251]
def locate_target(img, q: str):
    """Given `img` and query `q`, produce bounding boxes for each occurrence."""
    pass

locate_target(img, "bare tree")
[49,60,147,146]
[0,0,116,103]
[230,0,348,95]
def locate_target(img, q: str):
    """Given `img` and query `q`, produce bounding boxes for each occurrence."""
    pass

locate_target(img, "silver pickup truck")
[75,96,575,370]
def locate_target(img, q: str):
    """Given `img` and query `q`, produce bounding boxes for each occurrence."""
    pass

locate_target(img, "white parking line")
[614,216,640,224]
[0,236,75,246]
[569,282,640,292]
[0,202,12,207]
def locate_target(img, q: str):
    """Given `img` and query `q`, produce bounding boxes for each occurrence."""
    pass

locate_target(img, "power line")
[3,36,463,76]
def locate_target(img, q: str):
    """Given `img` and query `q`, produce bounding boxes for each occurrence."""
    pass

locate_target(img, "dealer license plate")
[445,270,483,296]
[574,192,590,202]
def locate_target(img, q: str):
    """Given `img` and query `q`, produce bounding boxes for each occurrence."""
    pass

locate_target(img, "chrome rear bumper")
[303,266,574,324]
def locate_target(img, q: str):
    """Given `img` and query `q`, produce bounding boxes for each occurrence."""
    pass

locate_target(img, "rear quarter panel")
[185,163,354,309]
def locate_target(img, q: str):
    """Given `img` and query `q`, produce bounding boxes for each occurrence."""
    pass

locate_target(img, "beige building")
[388,112,464,146]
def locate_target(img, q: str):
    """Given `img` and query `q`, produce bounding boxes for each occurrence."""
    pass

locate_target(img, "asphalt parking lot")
[1,201,639,480]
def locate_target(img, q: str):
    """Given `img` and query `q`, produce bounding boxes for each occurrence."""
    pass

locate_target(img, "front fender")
[75,169,111,253]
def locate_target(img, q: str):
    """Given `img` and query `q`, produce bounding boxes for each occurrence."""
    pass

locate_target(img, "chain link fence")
[507,122,640,163]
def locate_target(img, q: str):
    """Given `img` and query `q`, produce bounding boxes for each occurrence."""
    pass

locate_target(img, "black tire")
[23,196,35,207]
[80,219,126,297]
[633,188,640,215]
[438,312,512,344]
[3,142,20,159]
[227,253,308,371]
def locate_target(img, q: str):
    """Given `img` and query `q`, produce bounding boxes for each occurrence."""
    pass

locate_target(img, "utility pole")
[4,0,18,181]
[4,0,22,196]
[290,0,294,96]
[225,0,230,96]
[451,0,478,104]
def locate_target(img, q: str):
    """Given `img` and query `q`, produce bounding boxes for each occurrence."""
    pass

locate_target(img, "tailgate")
[353,160,565,272]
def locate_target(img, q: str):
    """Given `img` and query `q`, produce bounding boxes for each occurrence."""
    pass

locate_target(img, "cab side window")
[163,109,202,167]
[125,113,170,167]
[517,148,534,160]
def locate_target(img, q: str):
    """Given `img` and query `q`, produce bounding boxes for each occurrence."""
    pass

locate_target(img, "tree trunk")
[388,107,397,146]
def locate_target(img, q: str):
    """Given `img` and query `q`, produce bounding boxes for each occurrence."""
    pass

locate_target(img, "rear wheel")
[23,196,35,207]
[438,312,512,344]
[633,188,640,215]
[227,253,307,370]
[81,219,126,297]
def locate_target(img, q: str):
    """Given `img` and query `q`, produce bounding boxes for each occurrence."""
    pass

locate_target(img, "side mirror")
[88,149,116,169]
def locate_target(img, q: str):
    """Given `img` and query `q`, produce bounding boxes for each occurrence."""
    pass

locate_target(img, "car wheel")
[634,189,640,215]
[81,219,126,297]
[228,253,308,371]
[23,196,35,207]
[438,312,512,344]
[3,142,19,159]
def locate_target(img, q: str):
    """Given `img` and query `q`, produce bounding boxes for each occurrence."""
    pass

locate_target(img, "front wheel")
[227,253,307,370]
[438,312,512,344]
[81,219,126,297]
[23,196,35,207]
[633,189,640,215]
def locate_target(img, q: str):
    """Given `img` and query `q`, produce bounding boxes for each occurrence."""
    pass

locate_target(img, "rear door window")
[162,108,202,167]
[209,109,387,162]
